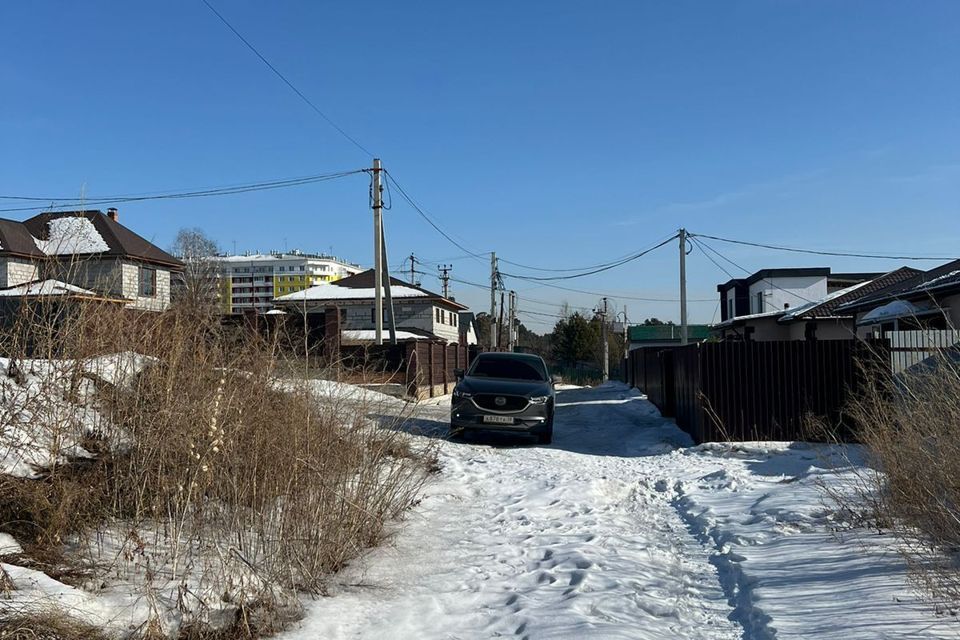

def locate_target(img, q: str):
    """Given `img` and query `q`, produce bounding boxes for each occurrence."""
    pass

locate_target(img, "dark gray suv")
[450,352,557,444]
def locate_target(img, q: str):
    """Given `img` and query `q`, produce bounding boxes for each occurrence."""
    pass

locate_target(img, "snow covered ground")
[280,382,959,640]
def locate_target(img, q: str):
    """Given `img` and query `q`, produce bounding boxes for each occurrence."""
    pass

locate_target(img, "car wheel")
[537,429,553,445]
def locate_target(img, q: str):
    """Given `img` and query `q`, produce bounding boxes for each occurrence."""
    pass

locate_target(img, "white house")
[712,267,921,341]
[273,269,469,344]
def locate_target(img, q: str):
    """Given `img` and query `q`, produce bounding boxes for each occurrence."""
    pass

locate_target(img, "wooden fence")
[405,342,477,398]
[627,340,887,443]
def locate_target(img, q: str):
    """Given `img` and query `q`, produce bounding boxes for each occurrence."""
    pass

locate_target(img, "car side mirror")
[551,375,562,385]
[454,368,465,380]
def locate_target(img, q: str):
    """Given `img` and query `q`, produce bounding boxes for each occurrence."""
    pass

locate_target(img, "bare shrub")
[812,350,960,605]
[0,245,433,633]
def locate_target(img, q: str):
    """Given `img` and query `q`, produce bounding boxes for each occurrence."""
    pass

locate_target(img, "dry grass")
[0,256,434,635]
[0,612,108,640]
[812,349,960,607]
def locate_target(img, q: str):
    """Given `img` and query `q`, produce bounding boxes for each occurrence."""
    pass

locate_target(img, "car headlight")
[529,396,549,404]
[453,389,472,400]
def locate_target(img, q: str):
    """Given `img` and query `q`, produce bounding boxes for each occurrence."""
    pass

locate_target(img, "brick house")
[0,209,183,311]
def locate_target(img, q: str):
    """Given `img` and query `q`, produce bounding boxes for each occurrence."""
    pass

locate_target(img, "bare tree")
[170,227,221,310]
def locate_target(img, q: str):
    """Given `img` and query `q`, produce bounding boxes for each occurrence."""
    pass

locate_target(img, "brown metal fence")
[627,340,888,443]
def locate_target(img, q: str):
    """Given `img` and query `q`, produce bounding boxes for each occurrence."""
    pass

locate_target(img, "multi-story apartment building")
[214,251,362,314]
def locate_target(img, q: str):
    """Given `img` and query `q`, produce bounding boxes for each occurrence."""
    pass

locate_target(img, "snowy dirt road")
[281,383,959,640]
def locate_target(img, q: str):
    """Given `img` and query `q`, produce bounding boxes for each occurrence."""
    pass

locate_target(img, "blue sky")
[2,1,958,329]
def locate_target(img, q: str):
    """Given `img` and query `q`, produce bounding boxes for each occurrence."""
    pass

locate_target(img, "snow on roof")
[858,300,937,325]
[32,216,109,255]
[711,309,783,329]
[913,269,960,292]
[274,282,429,302]
[780,280,871,321]
[0,279,97,297]
[342,330,433,342]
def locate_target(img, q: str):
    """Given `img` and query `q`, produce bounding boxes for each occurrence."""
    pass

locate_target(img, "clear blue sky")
[2,1,958,329]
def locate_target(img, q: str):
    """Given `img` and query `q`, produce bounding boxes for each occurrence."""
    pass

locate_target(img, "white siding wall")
[748,276,827,314]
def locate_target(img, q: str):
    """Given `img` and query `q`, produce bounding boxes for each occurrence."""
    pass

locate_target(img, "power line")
[497,233,678,273]
[0,170,365,213]
[690,232,957,262]
[198,0,374,158]
[501,235,677,282]
[690,236,738,281]
[384,171,490,264]
[510,277,716,302]
[695,236,820,306]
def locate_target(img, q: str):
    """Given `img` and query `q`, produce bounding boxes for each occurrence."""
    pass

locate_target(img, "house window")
[436,308,441,323]
[139,266,156,297]
[727,299,734,319]
[755,291,764,313]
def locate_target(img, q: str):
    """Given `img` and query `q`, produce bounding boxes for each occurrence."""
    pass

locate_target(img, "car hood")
[457,376,553,397]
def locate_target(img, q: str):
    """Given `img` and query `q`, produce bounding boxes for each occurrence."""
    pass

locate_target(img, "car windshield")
[468,356,546,381]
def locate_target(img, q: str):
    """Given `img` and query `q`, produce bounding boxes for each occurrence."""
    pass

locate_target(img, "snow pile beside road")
[671,441,958,638]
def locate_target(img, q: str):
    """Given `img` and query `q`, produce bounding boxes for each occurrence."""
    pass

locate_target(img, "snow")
[0,279,96,297]
[780,279,870,321]
[0,533,22,555]
[275,282,428,302]
[342,329,432,342]
[859,299,928,325]
[33,216,110,255]
[915,269,960,291]
[711,309,783,328]
[279,383,958,640]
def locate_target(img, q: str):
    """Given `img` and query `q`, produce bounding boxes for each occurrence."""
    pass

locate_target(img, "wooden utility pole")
[490,252,498,350]
[373,158,384,345]
[679,228,689,346]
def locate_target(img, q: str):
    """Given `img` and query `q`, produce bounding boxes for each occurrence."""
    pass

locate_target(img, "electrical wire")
[500,235,677,282]
[690,232,957,262]
[497,232,679,273]
[198,0,374,158]
[384,170,490,264]
[0,169,366,213]
[694,236,820,306]
[509,277,716,303]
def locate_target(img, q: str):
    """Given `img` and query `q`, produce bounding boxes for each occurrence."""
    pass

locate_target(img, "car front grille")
[473,394,529,412]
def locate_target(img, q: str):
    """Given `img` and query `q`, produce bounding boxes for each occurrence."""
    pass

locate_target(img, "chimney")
[106,208,119,222]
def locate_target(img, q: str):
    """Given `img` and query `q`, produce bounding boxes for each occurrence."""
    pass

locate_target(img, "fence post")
[443,344,450,394]
[428,342,436,398]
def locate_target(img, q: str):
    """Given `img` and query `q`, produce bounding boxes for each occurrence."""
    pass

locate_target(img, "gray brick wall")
[0,258,39,288]
[338,300,461,342]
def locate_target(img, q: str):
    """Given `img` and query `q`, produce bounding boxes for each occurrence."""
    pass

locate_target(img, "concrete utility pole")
[490,252,498,350]
[380,224,397,345]
[679,228,689,346]
[373,158,384,345]
[409,253,417,286]
[439,264,452,299]
[600,297,609,383]
[508,290,517,351]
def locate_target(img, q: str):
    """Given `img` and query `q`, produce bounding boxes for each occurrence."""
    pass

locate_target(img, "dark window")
[468,356,547,381]
[139,266,156,297]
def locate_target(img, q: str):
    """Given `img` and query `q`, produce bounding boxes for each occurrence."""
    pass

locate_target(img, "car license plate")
[483,415,514,425]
